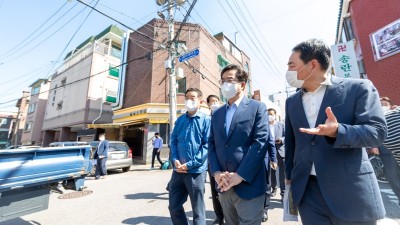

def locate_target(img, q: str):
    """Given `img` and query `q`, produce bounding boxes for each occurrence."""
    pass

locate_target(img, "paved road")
[1,165,399,225]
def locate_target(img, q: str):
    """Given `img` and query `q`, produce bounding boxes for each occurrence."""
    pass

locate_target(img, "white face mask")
[285,63,313,88]
[185,100,198,112]
[268,115,275,122]
[382,106,390,113]
[210,103,220,112]
[221,82,239,100]
[99,136,105,141]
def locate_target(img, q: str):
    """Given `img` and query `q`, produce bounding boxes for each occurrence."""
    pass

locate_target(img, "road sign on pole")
[178,48,199,62]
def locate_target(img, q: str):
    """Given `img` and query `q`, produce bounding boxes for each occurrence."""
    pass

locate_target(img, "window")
[177,77,186,94]
[31,87,40,95]
[57,101,63,110]
[24,122,32,131]
[110,45,121,59]
[343,17,355,41]
[0,118,6,126]
[159,123,170,145]
[61,78,67,86]
[28,103,36,114]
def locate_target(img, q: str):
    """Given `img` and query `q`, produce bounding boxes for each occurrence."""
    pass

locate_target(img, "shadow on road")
[122,210,218,225]
[125,192,169,200]
[0,218,41,225]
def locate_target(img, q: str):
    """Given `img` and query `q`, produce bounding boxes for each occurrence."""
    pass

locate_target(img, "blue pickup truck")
[0,146,91,222]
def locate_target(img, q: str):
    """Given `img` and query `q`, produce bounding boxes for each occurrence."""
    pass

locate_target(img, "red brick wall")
[350,0,400,104]
[123,19,251,108]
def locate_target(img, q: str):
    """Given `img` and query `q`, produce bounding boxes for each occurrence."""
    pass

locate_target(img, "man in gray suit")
[285,39,387,225]
[208,64,276,225]
[268,108,285,200]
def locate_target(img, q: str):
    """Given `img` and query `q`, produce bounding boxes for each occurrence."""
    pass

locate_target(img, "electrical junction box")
[164,60,172,69]
[175,67,184,80]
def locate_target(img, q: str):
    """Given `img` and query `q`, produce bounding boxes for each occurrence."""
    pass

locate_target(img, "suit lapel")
[292,92,310,129]
[219,105,228,140]
[315,77,342,127]
[226,96,249,140]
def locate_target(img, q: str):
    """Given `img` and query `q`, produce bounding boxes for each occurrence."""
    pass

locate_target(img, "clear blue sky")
[0,0,340,112]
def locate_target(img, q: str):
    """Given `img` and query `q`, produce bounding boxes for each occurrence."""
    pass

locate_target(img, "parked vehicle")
[49,142,88,147]
[0,146,91,222]
[90,141,132,173]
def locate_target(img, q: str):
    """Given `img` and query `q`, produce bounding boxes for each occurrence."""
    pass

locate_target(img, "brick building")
[336,0,400,103]
[21,79,50,146]
[90,19,252,164]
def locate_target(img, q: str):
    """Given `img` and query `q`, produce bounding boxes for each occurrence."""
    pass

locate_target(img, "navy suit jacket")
[285,76,387,221]
[208,96,276,199]
[94,140,109,159]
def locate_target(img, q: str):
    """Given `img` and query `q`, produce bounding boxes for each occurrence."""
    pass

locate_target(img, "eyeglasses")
[218,79,241,85]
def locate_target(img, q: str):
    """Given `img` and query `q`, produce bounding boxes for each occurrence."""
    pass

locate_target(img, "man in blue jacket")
[208,64,276,225]
[94,133,109,179]
[168,88,211,225]
[285,39,386,225]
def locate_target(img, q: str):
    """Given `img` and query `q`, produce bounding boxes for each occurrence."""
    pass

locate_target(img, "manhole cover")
[58,190,93,199]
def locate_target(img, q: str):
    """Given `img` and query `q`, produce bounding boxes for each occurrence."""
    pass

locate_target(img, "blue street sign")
[178,49,200,62]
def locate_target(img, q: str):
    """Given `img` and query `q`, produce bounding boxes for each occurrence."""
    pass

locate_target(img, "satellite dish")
[156,0,166,6]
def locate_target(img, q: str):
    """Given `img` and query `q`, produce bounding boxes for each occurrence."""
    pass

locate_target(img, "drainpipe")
[92,54,108,124]
[112,30,131,110]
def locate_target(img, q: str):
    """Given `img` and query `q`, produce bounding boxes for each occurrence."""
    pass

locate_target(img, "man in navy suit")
[285,39,387,225]
[208,64,276,225]
[94,133,109,179]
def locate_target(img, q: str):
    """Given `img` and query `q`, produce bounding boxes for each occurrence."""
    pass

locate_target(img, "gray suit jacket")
[285,76,387,222]
[271,121,285,157]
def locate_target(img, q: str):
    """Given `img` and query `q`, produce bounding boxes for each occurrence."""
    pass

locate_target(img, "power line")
[28,48,163,100]
[0,2,76,61]
[2,3,91,64]
[76,0,161,44]
[44,0,99,78]
[224,0,284,84]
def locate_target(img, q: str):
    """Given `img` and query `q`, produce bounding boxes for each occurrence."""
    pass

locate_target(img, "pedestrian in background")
[206,94,224,225]
[268,108,285,201]
[208,64,276,225]
[94,133,109,180]
[168,88,210,225]
[370,97,400,206]
[285,39,386,225]
[151,132,163,169]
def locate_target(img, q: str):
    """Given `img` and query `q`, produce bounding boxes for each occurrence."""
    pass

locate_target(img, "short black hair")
[206,95,220,103]
[292,39,331,71]
[155,132,160,135]
[185,88,203,98]
[220,64,248,84]
[267,108,276,114]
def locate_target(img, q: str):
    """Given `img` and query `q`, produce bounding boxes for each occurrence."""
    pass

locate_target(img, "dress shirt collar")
[226,94,244,109]
[301,73,332,95]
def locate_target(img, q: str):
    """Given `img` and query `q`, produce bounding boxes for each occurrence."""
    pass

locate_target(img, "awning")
[87,123,122,129]
[88,119,148,129]
[149,118,169,124]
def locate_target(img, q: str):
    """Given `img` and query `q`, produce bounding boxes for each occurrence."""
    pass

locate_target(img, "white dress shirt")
[225,95,244,135]
[302,74,332,175]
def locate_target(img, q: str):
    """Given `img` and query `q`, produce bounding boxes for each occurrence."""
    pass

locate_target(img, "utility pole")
[14,111,21,148]
[166,0,177,133]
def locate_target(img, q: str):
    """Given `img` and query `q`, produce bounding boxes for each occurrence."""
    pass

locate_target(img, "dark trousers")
[95,157,107,178]
[299,176,377,225]
[271,153,285,196]
[168,171,206,225]
[151,148,163,167]
[264,167,271,211]
[379,146,400,201]
[207,165,224,220]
